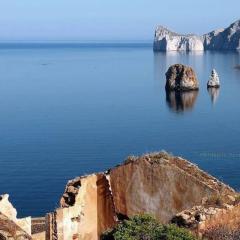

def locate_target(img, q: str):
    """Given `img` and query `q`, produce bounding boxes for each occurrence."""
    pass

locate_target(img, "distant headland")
[154,19,240,51]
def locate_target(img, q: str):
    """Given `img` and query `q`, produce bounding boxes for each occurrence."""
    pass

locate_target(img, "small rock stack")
[207,69,220,88]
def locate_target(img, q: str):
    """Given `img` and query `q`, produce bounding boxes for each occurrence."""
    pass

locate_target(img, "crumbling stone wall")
[109,153,234,223]
[172,202,240,238]
[46,152,235,239]
[46,174,116,240]
[0,213,32,240]
[1,152,236,240]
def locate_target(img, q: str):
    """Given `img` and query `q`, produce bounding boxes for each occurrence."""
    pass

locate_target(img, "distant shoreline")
[0,42,153,49]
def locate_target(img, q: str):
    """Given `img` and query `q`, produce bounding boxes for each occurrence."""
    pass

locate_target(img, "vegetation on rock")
[101,214,197,240]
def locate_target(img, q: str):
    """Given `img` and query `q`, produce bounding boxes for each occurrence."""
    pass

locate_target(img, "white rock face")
[207,69,220,88]
[154,19,240,51]
[0,194,31,235]
[153,26,204,51]
[204,20,240,50]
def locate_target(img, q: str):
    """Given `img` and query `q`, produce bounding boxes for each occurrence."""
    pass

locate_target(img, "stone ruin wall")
[45,153,235,240]
[0,152,237,240]
[46,173,116,240]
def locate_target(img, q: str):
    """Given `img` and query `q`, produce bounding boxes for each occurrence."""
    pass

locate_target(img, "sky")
[0,0,239,41]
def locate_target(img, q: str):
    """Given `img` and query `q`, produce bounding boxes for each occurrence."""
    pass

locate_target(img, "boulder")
[207,69,220,88]
[165,64,199,91]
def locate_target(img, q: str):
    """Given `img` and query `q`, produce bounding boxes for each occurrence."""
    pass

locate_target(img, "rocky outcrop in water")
[154,19,240,51]
[165,64,199,91]
[207,69,220,88]
[153,26,204,51]
[204,20,240,50]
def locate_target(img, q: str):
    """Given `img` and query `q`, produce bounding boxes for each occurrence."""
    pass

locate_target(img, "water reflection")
[208,88,220,104]
[166,90,199,113]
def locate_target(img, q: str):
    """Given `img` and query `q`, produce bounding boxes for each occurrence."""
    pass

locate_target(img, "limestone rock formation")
[154,19,240,51]
[0,194,32,239]
[153,26,204,51]
[207,69,220,88]
[165,64,199,91]
[204,20,240,50]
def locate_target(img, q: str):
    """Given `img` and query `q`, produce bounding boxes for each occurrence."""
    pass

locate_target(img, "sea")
[0,42,239,217]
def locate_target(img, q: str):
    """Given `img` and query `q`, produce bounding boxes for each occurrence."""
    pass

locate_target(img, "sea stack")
[207,69,220,88]
[165,64,199,91]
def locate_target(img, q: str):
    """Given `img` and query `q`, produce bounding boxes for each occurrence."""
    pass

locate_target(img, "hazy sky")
[0,0,239,41]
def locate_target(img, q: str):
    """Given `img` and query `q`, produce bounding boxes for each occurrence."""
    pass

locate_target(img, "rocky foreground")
[0,152,240,240]
[154,19,240,51]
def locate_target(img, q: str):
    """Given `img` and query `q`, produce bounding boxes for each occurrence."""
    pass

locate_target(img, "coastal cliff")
[153,26,204,51]
[203,20,240,50]
[154,20,240,51]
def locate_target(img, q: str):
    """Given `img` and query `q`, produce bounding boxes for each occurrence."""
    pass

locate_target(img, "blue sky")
[0,0,239,41]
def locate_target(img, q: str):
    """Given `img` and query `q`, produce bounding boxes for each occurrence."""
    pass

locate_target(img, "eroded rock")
[0,194,32,239]
[172,202,240,238]
[154,19,240,51]
[207,69,220,88]
[153,26,204,51]
[165,64,199,91]
[204,20,240,50]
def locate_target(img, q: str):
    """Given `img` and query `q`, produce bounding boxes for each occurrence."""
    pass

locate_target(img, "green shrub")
[101,214,197,240]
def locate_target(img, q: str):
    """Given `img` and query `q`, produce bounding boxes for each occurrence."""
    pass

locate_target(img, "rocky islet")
[154,19,240,51]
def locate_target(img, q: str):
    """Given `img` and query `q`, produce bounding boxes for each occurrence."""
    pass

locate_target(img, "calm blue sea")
[0,43,240,217]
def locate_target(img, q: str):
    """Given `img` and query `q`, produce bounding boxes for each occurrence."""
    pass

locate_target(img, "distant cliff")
[203,20,240,50]
[153,26,204,51]
[154,20,240,51]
